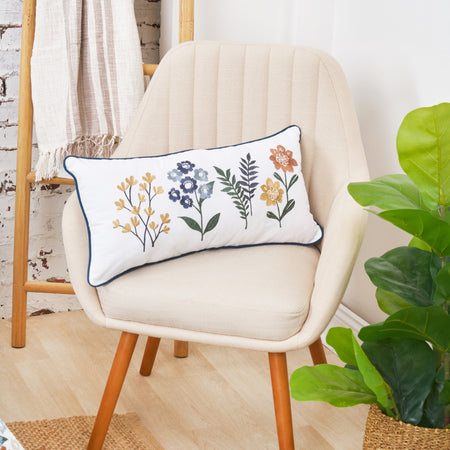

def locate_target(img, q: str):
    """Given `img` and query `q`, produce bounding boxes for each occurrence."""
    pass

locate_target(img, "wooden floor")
[0,311,368,449]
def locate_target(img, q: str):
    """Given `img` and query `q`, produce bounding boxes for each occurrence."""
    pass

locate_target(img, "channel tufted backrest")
[114,41,367,229]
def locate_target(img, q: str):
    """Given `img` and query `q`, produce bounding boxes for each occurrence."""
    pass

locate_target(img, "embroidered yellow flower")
[144,207,155,216]
[126,176,138,187]
[260,178,284,206]
[115,198,125,210]
[122,223,131,233]
[142,172,156,184]
[139,182,147,191]
[131,205,140,215]
[269,145,298,173]
[138,193,146,203]
[117,181,128,192]
[149,221,158,231]
[153,185,164,195]
[112,219,120,229]
[160,213,170,225]
[162,225,170,234]
[130,216,140,227]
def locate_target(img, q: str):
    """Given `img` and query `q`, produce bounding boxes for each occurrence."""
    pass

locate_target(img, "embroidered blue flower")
[180,176,197,194]
[167,169,183,182]
[180,195,193,209]
[198,183,213,199]
[194,168,208,182]
[177,160,195,174]
[168,188,181,202]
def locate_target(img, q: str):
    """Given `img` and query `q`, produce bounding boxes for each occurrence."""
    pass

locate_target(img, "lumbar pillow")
[64,125,322,286]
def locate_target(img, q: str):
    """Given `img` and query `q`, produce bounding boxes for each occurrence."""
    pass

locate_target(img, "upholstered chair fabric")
[63,41,368,352]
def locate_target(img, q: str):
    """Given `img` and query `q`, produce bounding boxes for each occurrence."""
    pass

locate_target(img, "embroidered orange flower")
[269,145,298,173]
[260,178,284,206]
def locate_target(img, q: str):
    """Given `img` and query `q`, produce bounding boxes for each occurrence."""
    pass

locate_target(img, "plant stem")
[438,204,450,426]
[194,191,204,241]
[284,172,289,202]
[276,203,282,228]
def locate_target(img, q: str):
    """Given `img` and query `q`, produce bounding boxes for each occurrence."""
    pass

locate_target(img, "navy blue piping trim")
[63,124,323,288]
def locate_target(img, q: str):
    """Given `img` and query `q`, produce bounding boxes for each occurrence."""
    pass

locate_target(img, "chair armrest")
[296,184,367,347]
[62,193,106,327]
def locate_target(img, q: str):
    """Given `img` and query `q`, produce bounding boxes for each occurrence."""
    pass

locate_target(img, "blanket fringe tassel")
[34,135,120,182]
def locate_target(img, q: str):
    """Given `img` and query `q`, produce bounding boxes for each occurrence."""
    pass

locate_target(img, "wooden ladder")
[12,0,194,355]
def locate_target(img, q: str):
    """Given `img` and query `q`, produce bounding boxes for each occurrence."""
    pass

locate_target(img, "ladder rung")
[26,172,75,185]
[24,281,75,295]
[143,63,158,76]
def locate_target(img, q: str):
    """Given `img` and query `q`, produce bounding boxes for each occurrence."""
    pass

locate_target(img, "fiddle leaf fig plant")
[290,103,450,428]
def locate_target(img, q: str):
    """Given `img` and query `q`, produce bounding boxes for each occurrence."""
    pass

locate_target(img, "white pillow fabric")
[64,125,323,286]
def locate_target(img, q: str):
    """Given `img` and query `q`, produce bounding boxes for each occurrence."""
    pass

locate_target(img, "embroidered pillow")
[64,125,323,287]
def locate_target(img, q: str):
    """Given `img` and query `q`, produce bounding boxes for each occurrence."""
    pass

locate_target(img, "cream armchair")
[62,41,368,449]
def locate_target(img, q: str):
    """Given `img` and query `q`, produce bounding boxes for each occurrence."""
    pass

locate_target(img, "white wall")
[161,0,450,323]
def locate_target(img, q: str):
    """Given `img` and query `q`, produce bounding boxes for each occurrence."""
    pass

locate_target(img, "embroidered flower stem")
[238,153,259,216]
[113,174,170,251]
[169,162,220,240]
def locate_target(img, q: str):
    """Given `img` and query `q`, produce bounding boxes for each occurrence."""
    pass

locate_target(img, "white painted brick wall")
[0,1,161,319]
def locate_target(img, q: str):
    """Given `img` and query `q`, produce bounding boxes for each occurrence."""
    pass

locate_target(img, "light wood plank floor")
[0,311,367,449]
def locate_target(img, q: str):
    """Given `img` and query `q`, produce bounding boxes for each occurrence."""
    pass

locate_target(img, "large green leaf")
[409,236,433,253]
[362,340,436,425]
[397,103,450,210]
[376,288,412,315]
[419,366,445,428]
[377,209,450,256]
[351,335,396,415]
[326,327,357,367]
[364,246,442,307]
[434,263,450,306]
[359,306,450,353]
[348,174,424,210]
[289,364,376,407]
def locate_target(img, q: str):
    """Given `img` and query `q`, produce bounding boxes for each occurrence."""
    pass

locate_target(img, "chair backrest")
[115,41,367,228]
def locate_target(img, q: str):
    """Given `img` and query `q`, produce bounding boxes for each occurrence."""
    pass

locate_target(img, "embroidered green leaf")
[204,213,221,234]
[288,174,299,190]
[273,172,284,184]
[214,166,249,229]
[214,166,225,177]
[267,211,279,221]
[280,199,295,220]
[179,216,202,233]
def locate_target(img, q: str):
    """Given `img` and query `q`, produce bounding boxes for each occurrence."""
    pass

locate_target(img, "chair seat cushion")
[97,244,320,341]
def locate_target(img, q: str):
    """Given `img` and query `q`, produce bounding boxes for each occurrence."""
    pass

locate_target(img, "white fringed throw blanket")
[31,0,144,181]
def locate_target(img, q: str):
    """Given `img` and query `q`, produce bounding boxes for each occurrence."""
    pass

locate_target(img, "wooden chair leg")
[269,352,295,450]
[308,337,327,365]
[174,340,189,358]
[88,332,138,450]
[140,337,161,376]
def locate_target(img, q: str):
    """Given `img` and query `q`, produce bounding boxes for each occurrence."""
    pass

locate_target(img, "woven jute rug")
[7,413,162,450]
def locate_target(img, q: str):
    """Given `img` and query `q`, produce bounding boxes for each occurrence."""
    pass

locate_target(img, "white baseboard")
[321,304,369,352]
